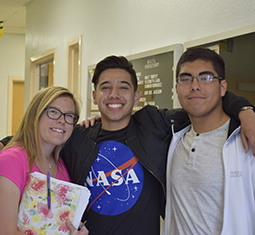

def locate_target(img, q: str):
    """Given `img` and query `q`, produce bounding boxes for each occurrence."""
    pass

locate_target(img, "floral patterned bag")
[17,172,90,235]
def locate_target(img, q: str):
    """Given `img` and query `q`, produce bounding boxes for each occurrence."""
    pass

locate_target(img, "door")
[7,76,24,135]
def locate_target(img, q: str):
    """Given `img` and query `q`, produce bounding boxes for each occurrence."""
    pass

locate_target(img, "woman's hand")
[66,219,89,235]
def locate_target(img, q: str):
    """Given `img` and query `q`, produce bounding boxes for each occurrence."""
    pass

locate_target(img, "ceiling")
[0,0,34,34]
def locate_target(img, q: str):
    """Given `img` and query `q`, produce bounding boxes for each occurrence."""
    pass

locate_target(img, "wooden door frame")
[66,35,82,96]
[7,76,24,135]
[29,48,56,101]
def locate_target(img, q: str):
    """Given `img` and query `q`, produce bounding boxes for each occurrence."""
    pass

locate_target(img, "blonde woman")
[0,86,88,235]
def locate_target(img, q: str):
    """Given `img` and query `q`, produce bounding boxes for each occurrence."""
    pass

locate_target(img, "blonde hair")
[5,86,80,170]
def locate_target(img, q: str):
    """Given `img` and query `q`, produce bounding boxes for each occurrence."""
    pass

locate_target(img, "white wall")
[20,0,255,121]
[24,0,255,120]
[0,34,25,137]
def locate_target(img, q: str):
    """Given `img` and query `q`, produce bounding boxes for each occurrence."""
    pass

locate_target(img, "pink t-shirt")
[0,146,71,198]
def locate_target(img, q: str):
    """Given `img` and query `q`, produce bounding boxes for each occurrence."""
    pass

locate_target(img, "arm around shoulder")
[239,108,255,156]
[222,91,255,121]
[222,91,255,155]
[133,105,189,130]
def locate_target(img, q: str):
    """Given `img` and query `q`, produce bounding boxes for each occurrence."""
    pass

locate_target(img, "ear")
[220,80,227,97]
[134,91,141,105]
[92,90,97,105]
[175,84,179,95]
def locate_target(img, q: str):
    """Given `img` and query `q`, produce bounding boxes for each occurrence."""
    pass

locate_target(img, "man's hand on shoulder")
[78,116,101,128]
[239,108,255,156]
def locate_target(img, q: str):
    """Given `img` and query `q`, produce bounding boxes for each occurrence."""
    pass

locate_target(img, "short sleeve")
[0,147,29,197]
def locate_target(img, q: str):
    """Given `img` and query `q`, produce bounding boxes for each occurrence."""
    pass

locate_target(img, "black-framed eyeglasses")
[45,107,79,125]
[176,74,224,85]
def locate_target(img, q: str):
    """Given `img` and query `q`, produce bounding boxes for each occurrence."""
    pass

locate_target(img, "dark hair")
[176,47,225,80]
[92,56,138,91]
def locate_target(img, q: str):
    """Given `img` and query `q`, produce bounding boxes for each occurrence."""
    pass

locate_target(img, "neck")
[190,110,230,134]
[40,146,56,170]
[40,141,56,160]
[42,148,54,161]
[35,152,56,176]
[101,118,130,131]
[43,153,54,162]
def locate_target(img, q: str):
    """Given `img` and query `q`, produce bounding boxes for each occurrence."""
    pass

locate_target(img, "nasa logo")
[86,141,144,215]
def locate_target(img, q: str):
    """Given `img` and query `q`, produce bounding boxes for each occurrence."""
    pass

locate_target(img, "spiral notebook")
[17,172,90,235]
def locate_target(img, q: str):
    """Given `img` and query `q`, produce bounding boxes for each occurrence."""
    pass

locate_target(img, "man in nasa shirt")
[61,55,172,234]
[84,62,150,222]
[61,55,255,235]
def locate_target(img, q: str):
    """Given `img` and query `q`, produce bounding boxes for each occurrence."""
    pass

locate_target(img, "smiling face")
[93,68,141,130]
[39,96,75,153]
[176,59,227,121]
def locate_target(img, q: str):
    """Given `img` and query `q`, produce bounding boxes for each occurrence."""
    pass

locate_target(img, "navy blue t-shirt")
[83,126,161,235]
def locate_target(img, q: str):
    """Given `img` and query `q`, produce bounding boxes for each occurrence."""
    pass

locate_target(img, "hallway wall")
[0,34,25,136]
[1,0,255,137]
[24,0,255,120]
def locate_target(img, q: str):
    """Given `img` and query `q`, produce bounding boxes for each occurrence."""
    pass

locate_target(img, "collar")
[173,116,239,138]
[89,116,136,141]
[228,116,240,137]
